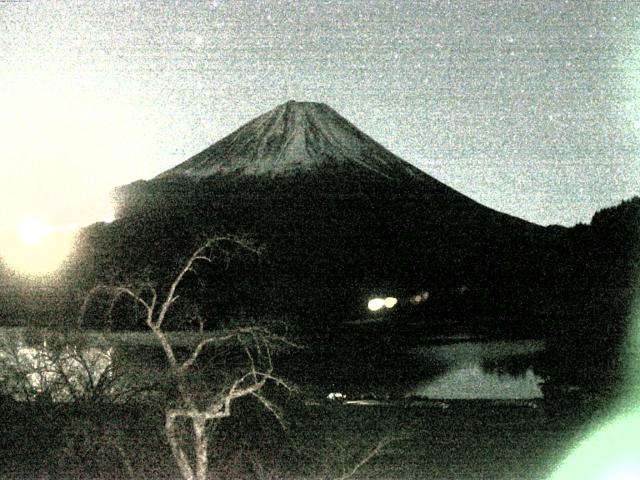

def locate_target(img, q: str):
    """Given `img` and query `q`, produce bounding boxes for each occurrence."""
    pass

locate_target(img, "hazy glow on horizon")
[0,196,116,276]
[2,227,78,277]
[18,217,51,245]
[0,71,151,225]
[0,50,130,275]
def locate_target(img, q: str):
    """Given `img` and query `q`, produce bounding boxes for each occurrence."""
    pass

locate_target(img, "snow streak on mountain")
[158,100,426,181]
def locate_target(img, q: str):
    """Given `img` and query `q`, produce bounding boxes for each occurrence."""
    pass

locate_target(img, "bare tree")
[80,237,294,480]
[0,328,117,404]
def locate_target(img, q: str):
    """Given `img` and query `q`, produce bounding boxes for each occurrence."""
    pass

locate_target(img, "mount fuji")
[78,100,555,334]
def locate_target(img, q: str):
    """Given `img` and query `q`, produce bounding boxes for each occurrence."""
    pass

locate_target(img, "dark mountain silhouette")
[72,101,556,333]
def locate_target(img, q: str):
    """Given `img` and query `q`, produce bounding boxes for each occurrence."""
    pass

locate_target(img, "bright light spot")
[384,297,398,308]
[0,192,117,276]
[368,297,398,311]
[327,392,346,401]
[411,291,430,304]
[368,298,386,311]
[1,216,80,276]
[18,217,51,245]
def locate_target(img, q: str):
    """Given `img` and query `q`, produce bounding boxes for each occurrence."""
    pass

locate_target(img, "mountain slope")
[121,100,533,232]
[158,100,427,181]
[83,100,557,333]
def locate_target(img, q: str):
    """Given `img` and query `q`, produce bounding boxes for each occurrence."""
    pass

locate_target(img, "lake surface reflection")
[411,340,546,400]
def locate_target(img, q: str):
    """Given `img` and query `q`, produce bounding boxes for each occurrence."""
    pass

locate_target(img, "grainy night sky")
[1,0,639,228]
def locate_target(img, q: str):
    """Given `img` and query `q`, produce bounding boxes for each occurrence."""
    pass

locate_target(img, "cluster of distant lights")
[367,291,430,312]
[410,291,430,304]
[367,297,398,312]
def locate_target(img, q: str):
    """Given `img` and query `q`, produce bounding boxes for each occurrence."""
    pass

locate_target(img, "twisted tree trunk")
[82,238,290,480]
[193,415,208,480]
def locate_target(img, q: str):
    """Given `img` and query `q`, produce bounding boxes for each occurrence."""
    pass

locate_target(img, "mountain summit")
[158,100,425,181]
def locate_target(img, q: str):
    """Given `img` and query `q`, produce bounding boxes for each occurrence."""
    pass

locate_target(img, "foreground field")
[0,326,620,478]
[293,401,599,480]
[0,395,601,480]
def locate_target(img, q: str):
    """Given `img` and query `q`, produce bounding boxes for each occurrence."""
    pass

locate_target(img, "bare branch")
[156,235,260,329]
[337,437,396,480]
[156,240,216,328]
[254,371,294,393]
[75,236,285,480]
[79,284,154,329]
[178,331,243,373]
[243,343,258,383]
[251,391,287,430]
[149,325,178,369]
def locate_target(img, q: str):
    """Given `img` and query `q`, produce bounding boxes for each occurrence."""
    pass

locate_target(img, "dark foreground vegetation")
[0,193,636,478]
[0,393,604,480]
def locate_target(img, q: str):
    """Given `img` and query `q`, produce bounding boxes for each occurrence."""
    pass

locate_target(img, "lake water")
[0,327,548,402]
[410,340,546,400]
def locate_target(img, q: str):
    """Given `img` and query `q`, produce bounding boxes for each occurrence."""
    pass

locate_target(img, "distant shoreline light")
[368,297,398,312]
